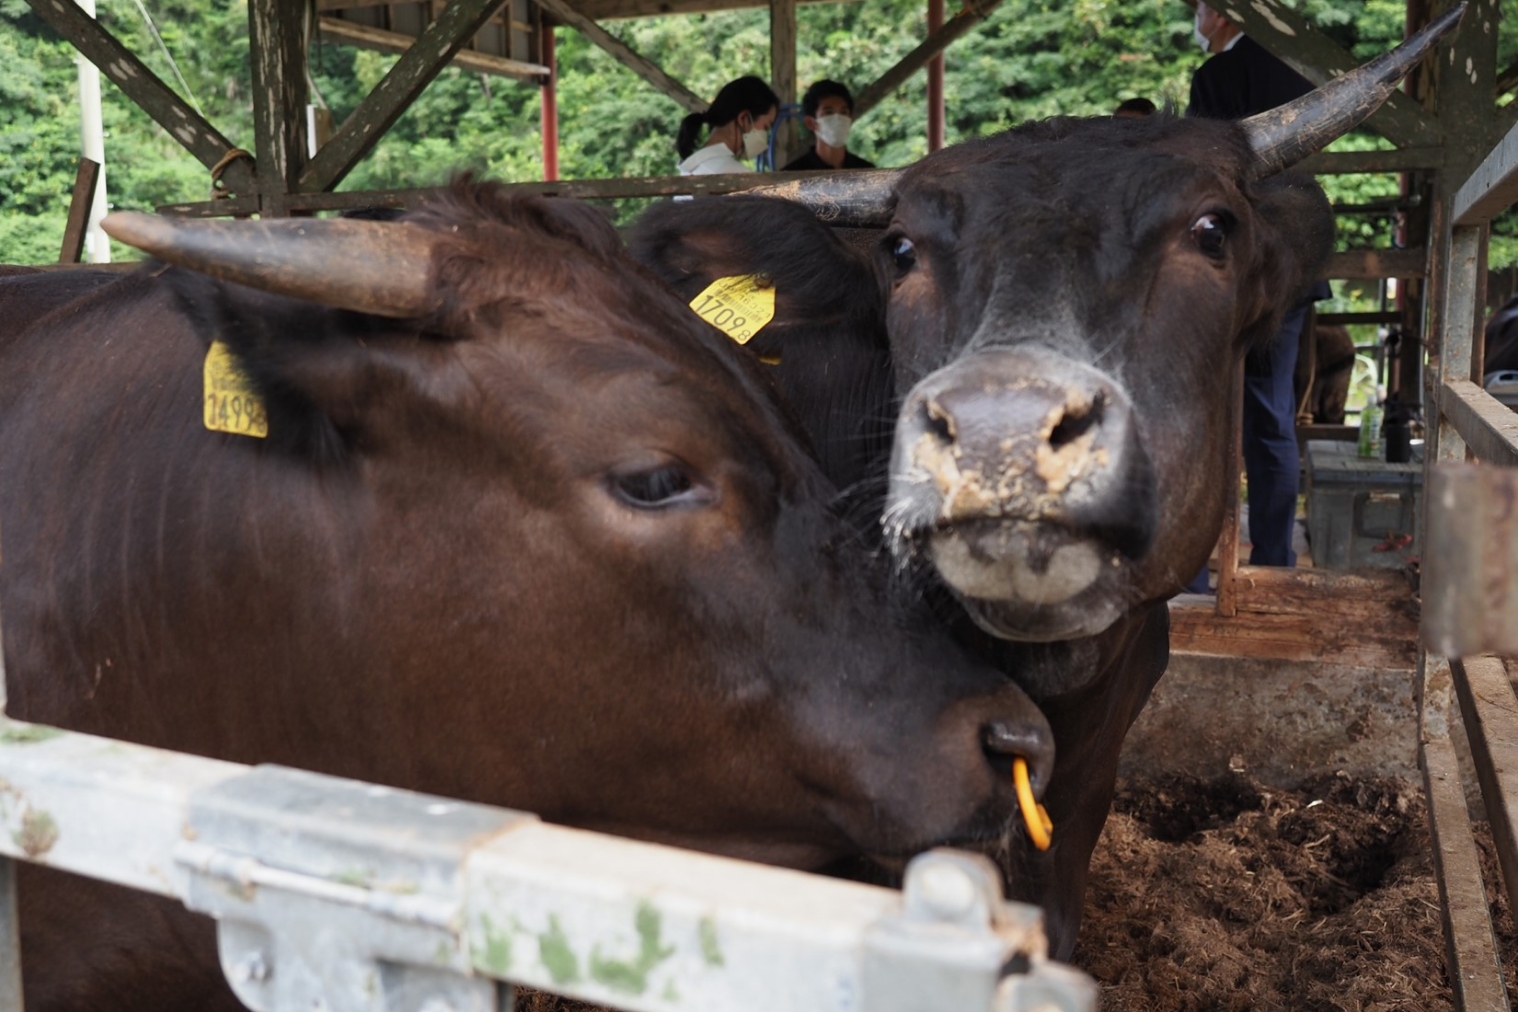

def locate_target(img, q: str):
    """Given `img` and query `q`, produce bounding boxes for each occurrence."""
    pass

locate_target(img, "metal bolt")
[915,861,978,920]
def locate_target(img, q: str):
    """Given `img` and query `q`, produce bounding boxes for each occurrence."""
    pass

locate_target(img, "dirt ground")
[518,771,1515,1012]
[1079,771,1517,1012]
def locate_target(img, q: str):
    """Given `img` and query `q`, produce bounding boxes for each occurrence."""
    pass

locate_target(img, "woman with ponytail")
[676,76,780,176]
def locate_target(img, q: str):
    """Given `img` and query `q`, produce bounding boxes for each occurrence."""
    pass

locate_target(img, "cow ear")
[167,269,447,464]
[1237,171,1333,350]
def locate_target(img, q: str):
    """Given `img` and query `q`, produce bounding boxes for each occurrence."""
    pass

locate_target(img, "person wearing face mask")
[1182,1,1330,592]
[782,80,875,171]
[676,76,780,176]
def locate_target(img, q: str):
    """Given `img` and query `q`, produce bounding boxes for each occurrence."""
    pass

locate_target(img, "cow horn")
[101,212,440,319]
[737,169,903,228]
[1243,2,1466,178]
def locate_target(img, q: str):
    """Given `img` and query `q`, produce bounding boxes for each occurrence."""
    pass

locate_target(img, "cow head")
[741,7,1461,651]
[92,185,1053,869]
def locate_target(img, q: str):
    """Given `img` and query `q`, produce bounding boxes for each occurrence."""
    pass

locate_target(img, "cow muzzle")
[886,348,1156,641]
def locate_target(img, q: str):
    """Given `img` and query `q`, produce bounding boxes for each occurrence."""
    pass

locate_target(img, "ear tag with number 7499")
[688,274,776,345]
[204,340,269,439]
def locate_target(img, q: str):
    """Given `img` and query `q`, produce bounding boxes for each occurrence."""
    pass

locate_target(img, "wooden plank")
[1440,380,1518,468]
[570,0,854,18]
[1451,654,1518,1008]
[534,0,704,113]
[1454,114,1518,226]
[22,0,256,197]
[1214,361,1243,614]
[300,0,512,193]
[1315,310,1403,325]
[1423,464,1518,658]
[768,0,796,166]
[853,0,1002,119]
[249,0,309,215]
[58,157,101,264]
[1170,565,1418,669]
[1436,0,1501,191]
[317,17,548,78]
[1420,656,1513,1012]
[1209,0,1438,149]
[1323,248,1428,280]
[156,195,270,218]
[1297,146,1443,175]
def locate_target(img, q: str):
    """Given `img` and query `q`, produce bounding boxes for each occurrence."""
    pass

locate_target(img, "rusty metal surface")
[1422,464,1518,657]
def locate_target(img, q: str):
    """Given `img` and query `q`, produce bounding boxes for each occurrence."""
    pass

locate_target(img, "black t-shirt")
[782,149,876,171]
[1187,35,1313,120]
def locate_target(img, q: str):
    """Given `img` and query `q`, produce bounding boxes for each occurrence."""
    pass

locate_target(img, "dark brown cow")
[631,10,1462,958]
[0,183,1054,1011]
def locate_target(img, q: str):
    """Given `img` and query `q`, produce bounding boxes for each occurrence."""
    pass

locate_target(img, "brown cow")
[0,183,1053,1011]
[631,9,1462,958]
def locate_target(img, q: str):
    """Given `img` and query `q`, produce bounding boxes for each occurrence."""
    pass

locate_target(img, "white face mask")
[742,126,769,159]
[815,114,852,148]
[1192,9,1213,52]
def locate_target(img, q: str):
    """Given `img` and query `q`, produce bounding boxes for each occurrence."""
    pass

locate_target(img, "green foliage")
[1,0,1514,263]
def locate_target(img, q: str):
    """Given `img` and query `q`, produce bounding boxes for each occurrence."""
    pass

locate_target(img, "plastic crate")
[1304,439,1421,569]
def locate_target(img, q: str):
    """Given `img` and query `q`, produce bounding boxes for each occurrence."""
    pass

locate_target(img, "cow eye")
[1190,213,1228,259]
[610,465,705,510]
[890,236,917,276]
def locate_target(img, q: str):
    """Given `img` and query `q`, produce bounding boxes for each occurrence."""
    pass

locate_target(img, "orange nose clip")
[1013,757,1053,851]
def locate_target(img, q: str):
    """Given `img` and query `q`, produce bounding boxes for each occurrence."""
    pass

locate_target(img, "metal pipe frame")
[0,716,1095,1012]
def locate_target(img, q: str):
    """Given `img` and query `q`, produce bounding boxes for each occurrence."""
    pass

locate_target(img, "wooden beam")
[1454,114,1518,226]
[59,158,101,264]
[23,0,257,197]
[853,0,1002,119]
[1435,0,1500,190]
[317,17,549,78]
[1420,658,1513,1012]
[1169,566,1417,669]
[769,0,796,166]
[300,0,513,193]
[568,0,855,19]
[249,0,309,215]
[1322,248,1428,280]
[1296,146,1442,175]
[157,196,262,218]
[1439,379,1518,468]
[1449,654,1518,989]
[1209,0,1440,149]
[534,0,704,113]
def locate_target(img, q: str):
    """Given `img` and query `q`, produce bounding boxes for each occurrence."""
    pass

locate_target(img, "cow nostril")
[922,399,956,446]
[1048,390,1106,449]
[981,721,1051,797]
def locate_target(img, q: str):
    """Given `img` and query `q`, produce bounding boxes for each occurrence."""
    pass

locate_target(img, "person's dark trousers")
[1241,303,1307,567]
[1184,303,1308,593]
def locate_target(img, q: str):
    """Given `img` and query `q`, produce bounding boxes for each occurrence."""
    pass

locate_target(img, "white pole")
[75,0,111,264]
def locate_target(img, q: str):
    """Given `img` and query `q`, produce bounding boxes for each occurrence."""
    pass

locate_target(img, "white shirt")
[678,143,750,176]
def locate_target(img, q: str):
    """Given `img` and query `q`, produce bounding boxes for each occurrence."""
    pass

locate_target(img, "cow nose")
[981,718,1053,799]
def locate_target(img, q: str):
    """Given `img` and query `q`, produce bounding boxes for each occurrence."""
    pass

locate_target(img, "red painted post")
[542,25,559,182]
[927,0,944,151]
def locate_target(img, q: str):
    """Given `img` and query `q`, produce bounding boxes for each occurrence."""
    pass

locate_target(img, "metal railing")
[1418,110,1518,1012]
[0,712,1094,1012]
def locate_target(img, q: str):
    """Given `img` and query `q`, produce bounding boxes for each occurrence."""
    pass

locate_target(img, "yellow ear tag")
[688,274,776,345]
[203,340,269,438]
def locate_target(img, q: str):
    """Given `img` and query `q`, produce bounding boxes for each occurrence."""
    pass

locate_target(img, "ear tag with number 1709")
[688,274,776,345]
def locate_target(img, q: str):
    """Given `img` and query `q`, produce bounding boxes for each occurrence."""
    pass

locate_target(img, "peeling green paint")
[435,939,456,968]
[477,915,512,975]
[0,726,62,745]
[698,917,724,967]
[589,902,675,995]
[539,916,580,985]
[661,980,681,1003]
[334,868,370,888]
[15,809,57,858]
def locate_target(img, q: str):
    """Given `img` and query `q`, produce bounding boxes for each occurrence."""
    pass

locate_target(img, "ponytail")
[677,111,709,161]
[674,76,780,161]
